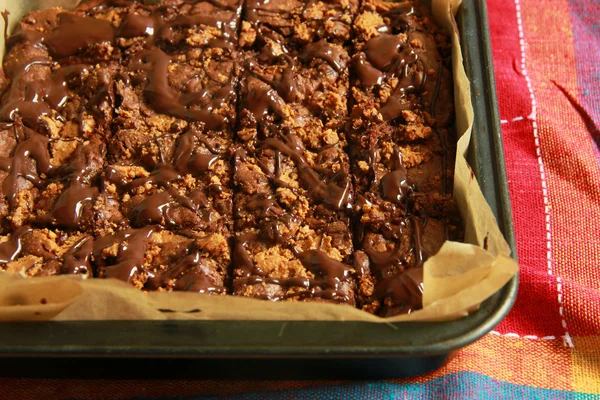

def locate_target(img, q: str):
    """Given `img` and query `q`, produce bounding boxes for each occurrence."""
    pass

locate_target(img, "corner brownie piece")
[350,0,453,128]
[0,4,126,234]
[0,1,238,293]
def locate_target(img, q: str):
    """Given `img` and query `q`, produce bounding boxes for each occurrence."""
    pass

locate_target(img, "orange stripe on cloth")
[521,0,600,337]
[400,335,572,390]
[572,336,600,394]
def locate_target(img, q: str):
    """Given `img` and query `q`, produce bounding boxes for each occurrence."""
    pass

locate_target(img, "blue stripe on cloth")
[140,372,600,400]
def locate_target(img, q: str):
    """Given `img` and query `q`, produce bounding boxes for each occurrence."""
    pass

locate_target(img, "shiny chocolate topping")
[116,0,239,44]
[128,49,234,130]
[0,126,52,208]
[234,230,354,303]
[44,14,115,58]
[0,225,32,264]
[93,226,155,282]
[63,236,93,275]
[0,1,458,309]
[353,3,430,122]
[146,250,226,293]
[104,127,223,228]
[300,40,346,73]
[376,267,424,316]
[256,136,352,210]
[381,147,410,205]
[7,13,115,58]
[39,159,99,229]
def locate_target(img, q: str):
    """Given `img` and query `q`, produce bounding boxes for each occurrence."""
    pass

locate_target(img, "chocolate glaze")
[354,26,428,121]
[1,126,52,208]
[375,267,423,316]
[238,193,282,218]
[0,225,31,264]
[242,38,349,125]
[410,216,425,267]
[39,158,99,229]
[129,49,234,130]
[353,53,383,87]
[0,1,459,310]
[105,126,224,228]
[63,236,93,275]
[93,226,155,282]
[7,13,115,58]
[0,57,91,132]
[300,40,345,73]
[261,137,352,209]
[245,84,286,122]
[146,251,226,293]
[116,1,239,44]
[380,147,409,205]
[44,14,115,58]
[245,0,293,27]
[234,231,354,302]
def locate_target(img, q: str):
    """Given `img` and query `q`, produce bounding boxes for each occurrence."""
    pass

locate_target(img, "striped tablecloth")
[2,0,600,398]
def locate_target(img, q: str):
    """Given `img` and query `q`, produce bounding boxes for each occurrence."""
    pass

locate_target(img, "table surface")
[2,0,600,398]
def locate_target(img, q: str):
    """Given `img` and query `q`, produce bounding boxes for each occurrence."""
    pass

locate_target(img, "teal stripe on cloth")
[159,372,599,400]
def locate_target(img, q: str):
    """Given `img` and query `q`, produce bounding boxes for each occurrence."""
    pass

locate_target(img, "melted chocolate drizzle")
[105,127,222,228]
[0,59,90,130]
[234,231,353,302]
[300,40,346,73]
[44,14,115,58]
[116,1,239,44]
[380,147,410,205]
[7,13,115,58]
[146,250,226,293]
[93,226,155,282]
[129,49,234,130]
[0,1,456,310]
[63,236,93,275]
[0,126,52,208]
[260,137,352,209]
[0,225,31,264]
[354,12,429,121]
[360,216,427,316]
[39,158,99,229]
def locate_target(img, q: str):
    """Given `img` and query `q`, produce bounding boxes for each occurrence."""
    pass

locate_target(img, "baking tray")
[0,0,518,379]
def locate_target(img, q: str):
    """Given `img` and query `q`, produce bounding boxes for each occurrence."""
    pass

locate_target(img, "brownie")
[0,4,122,233]
[350,0,453,128]
[233,0,359,304]
[347,0,462,316]
[0,0,464,314]
[242,0,359,48]
[100,127,233,234]
[0,1,237,293]
[238,39,350,146]
[0,226,92,277]
[93,226,229,292]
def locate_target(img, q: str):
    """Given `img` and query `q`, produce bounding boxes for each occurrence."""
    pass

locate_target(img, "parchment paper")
[0,0,519,322]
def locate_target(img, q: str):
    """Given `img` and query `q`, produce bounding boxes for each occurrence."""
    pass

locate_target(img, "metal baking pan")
[0,0,517,379]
